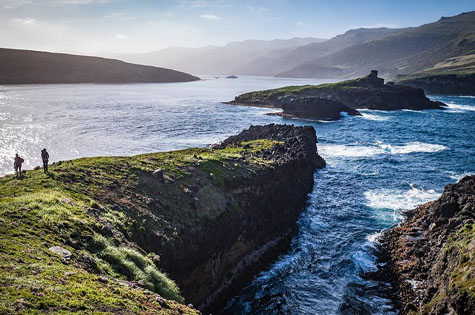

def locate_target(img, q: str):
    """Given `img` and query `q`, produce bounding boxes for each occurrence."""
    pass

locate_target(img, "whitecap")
[359,111,389,121]
[364,184,441,212]
[446,103,475,112]
[366,231,384,243]
[379,142,448,154]
[319,141,447,158]
[447,171,474,182]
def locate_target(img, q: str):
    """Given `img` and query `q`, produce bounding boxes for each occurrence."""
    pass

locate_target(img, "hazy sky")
[1,0,474,54]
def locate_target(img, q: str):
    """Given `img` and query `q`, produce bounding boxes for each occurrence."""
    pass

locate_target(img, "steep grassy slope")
[0,124,324,313]
[0,48,200,84]
[278,11,475,79]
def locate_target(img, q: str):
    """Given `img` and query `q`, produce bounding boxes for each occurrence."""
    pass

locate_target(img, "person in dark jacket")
[14,154,24,178]
[41,148,49,173]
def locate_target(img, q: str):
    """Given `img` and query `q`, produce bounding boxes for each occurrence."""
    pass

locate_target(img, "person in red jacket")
[14,154,24,178]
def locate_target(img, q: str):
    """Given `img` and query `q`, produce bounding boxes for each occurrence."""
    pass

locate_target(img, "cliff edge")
[0,124,324,313]
[383,176,474,314]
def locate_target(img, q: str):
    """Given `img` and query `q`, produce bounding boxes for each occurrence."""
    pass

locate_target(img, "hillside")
[0,124,325,313]
[105,37,326,75]
[234,28,402,76]
[278,11,475,79]
[0,48,200,84]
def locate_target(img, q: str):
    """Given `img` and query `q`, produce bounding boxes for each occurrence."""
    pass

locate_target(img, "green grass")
[234,75,371,103]
[0,138,280,314]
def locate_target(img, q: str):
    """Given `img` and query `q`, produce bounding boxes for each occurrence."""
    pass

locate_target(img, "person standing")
[41,148,49,173]
[14,154,24,178]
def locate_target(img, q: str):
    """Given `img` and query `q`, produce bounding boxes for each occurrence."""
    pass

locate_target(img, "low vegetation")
[0,139,281,314]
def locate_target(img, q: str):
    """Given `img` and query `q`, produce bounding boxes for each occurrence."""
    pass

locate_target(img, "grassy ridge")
[0,139,280,314]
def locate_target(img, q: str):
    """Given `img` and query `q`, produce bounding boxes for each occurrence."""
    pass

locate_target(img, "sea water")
[1,77,473,314]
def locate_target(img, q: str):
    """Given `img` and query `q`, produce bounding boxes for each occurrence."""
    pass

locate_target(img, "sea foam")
[364,184,441,211]
[319,141,447,158]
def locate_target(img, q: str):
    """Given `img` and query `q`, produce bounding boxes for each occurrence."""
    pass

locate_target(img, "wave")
[446,103,475,113]
[364,184,441,212]
[447,171,474,182]
[319,142,447,158]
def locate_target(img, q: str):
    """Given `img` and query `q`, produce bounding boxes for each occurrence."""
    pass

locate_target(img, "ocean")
[1,76,473,314]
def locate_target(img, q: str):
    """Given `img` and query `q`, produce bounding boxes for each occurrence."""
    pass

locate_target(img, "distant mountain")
[233,28,403,76]
[277,11,475,79]
[0,48,199,84]
[106,37,326,75]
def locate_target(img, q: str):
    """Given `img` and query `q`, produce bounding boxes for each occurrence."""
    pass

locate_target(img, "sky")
[0,0,474,54]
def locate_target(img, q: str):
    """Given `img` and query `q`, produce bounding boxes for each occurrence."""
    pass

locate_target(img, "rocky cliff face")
[383,176,474,314]
[395,73,475,96]
[227,72,445,119]
[269,96,360,121]
[0,124,324,314]
[143,124,326,311]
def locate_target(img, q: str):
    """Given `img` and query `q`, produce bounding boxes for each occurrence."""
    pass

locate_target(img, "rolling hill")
[0,48,200,84]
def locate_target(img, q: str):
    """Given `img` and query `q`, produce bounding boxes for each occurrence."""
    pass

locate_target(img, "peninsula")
[0,124,325,313]
[227,71,446,120]
[0,48,200,84]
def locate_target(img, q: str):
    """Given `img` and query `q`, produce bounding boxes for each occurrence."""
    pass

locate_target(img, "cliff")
[383,176,474,314]
[227,71,445,118]
[0,124,324,313]
[0,48,200,84]
[394,72,475,96]
[268,96,361,121]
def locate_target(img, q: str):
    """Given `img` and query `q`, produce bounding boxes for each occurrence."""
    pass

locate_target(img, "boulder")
[152,169,165,183]
[49,246,72,260]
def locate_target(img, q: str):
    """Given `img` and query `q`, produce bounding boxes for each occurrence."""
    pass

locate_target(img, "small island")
[227,71,446,120]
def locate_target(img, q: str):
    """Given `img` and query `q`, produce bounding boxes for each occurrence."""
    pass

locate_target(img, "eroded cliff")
[0,124,324,313]
[383,176,474,314]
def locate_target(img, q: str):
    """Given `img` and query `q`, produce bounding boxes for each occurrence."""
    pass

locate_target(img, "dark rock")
[270,96,360,121]
[152,169,165,183]
[382,175,475,314]
[228,71,446,111]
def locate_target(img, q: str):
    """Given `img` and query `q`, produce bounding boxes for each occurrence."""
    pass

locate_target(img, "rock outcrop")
[268,96,360,120]
[227,71,446,117]
[0,124,324,314]
[394,72,475,96]
[382,176,475,314]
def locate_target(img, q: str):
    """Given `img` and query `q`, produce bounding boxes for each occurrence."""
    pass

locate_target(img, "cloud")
[245,5,268,12]
[200,14,220,20]
[114,33,128,40]
[350,23,398,29]
[10,18,36,24]
[104,12,135,21]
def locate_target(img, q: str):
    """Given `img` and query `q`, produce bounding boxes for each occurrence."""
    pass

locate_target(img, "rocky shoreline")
[381,176,474,314]
[227,71,445,121]
[394,72,475,96]
[0,124,325,314]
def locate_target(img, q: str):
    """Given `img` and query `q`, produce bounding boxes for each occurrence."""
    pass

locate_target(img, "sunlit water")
[1,77,474,314]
